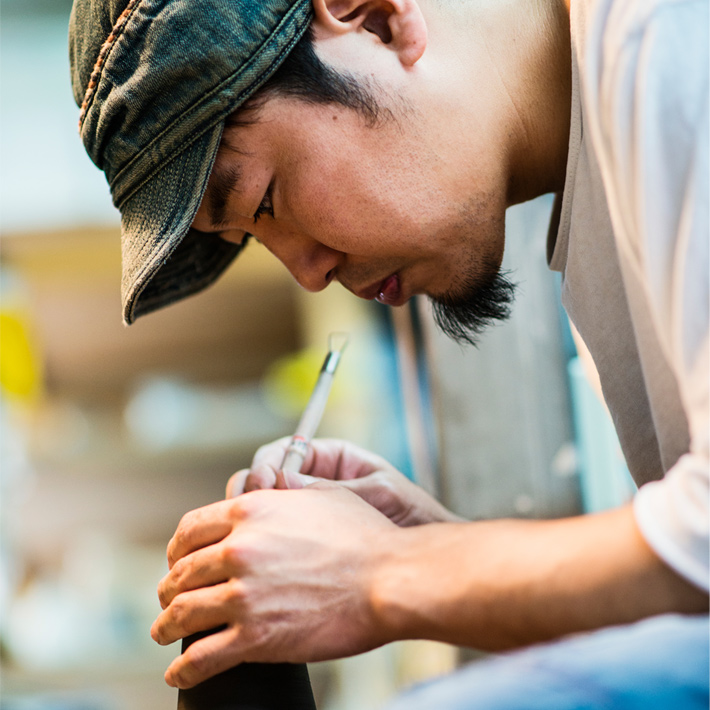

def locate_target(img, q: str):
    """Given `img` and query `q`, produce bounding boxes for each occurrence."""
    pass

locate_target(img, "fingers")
[226,467,278,498]
[250,436,292,472]
[167,499,238,568]
[307,439,399,481]
[277,470,315,489]
[152,581,244,648]
[339,471,464,526]
[337,471,412,523]
[158,541,241,608]
[226,469,250,497]
[251,437,399,482]
[164,622,244,689]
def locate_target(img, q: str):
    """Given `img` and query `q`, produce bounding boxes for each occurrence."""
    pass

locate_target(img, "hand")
[227,437,464,526]
[151,481,399,689]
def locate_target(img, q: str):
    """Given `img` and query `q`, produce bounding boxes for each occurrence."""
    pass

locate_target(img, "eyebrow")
[207,163,243,229]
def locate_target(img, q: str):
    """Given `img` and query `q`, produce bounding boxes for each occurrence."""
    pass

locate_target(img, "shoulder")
[576,0,708,374]
[582,0,708,117]
[578,0,708,233]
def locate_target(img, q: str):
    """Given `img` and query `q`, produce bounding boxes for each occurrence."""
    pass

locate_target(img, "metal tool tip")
[328,332,349,353]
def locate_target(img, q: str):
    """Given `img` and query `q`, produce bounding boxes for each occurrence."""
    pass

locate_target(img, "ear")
[312,0,427,66]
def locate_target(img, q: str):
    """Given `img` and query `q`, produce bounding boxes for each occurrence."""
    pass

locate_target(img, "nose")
[259,231,341,292]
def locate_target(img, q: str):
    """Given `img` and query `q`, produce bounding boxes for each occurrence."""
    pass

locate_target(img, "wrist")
[366,524,436,644]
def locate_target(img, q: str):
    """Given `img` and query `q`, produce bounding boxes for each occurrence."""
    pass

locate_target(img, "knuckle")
[183,641,210,677]
[168,512,194,561]
[159,568,181,607]
[171,557,186,584]
[221,540,243,568]
[233,491,266,517]
[170,595,190,628]
[157,584,170,609]
[176,510,194,535]
[227,496,246,518]
[252,443,272,466]
[166,540,177,567]
[179,529,195,555]
[224,577,246,605]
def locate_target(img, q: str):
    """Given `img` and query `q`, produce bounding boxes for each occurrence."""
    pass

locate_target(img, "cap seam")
[78,0,141,131]
[116,119,221,209]
[110,0,312,208]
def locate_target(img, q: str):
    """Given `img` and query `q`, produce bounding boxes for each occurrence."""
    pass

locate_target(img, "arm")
[151,468,707,689]
[371,504,708,652]
[581,0,709,592]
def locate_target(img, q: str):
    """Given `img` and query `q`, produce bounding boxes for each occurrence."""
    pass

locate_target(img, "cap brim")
[119,124,243,325]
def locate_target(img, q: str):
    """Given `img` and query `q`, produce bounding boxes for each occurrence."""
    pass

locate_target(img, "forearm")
[370,503,709,651]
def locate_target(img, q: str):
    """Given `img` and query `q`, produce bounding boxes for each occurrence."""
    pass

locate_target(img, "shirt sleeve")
[583,0,709,590]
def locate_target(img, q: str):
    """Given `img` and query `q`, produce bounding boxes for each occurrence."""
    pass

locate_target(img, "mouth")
[355,273,407,306]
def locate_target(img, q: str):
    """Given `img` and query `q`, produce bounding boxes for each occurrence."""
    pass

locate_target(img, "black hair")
[227,26,385,127]
[431,269,517,347]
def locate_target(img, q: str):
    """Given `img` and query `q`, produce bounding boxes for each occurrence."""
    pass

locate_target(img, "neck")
[423,0,573,206]
[504,0,572,205]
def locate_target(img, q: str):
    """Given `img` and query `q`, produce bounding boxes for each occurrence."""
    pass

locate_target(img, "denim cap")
[69,0,313,324]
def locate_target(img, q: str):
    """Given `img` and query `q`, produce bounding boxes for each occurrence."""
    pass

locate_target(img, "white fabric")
[549,0,709,589]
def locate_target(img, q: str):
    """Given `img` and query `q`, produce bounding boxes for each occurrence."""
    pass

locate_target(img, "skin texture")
[152,0,709,689]
[153,440,708,689]
[191,94,509,306]
[191,0,572,307]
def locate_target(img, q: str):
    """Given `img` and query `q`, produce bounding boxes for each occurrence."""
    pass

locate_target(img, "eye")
[253,189,274,224]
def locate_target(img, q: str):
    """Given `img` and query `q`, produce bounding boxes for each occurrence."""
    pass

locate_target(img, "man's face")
[192,92,514,343]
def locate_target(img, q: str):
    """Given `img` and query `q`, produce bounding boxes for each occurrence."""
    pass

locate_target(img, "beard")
[430,267,516,347]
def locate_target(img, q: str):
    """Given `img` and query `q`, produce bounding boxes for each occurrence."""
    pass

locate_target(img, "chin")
[430,266,516,347]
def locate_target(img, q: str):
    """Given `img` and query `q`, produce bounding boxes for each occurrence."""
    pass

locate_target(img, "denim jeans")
[384,614,709,710]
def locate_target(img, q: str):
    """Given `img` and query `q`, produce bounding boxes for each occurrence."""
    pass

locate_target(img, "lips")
[354,273,408,306]
[376,274,404,306]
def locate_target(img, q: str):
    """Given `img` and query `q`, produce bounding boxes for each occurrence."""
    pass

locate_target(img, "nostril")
[325,269,335,285]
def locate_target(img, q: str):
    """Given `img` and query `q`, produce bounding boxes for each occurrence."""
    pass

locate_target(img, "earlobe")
[387,1,427,66]
[312,0,427,66]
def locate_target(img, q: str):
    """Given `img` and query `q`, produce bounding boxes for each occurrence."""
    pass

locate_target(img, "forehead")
[211,96,376,179]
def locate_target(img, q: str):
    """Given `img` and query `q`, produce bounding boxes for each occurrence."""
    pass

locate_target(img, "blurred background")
[0,1,634,708]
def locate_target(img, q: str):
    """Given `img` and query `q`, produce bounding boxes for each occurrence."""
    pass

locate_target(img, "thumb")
[226,465,278,498]
[336,472,399,512]
[336,475,381,501]
[277,470,340,491]
[275,470,313,489]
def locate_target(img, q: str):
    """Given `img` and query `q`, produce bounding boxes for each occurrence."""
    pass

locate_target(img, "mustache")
[430,269,516,347]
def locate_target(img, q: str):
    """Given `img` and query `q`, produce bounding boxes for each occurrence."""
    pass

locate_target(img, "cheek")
[286,161,389,246]
[289,158,442,254]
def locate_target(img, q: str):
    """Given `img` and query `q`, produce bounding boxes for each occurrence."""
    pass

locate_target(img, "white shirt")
[549,0,709,589]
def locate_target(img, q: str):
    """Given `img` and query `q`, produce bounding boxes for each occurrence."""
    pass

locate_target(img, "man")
[70,0,708,706]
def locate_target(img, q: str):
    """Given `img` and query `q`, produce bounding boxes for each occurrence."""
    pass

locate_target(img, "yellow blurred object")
[263,347,345,418]
[0,310,43,401]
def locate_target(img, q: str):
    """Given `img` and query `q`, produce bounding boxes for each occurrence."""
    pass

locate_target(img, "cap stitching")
[78,0,140,130]
[123,132,218,323]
